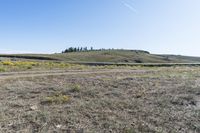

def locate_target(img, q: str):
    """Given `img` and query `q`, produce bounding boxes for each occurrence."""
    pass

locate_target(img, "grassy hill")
[1,50,200,63]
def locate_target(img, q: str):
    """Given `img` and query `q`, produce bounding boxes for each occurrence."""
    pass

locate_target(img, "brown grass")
[0,66,199,132]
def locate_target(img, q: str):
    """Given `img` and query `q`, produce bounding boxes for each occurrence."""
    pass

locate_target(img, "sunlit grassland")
[1,60,200,75]
[0,61,200,132]
[0,60,145,72]
[0,66,199,132]
[0,61,88,72]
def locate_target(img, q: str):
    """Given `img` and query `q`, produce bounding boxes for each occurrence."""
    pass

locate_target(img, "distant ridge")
[1,49,200,63]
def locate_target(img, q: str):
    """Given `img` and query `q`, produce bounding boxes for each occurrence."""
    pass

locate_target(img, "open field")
[0,60,199,132]
[1,50,200,63]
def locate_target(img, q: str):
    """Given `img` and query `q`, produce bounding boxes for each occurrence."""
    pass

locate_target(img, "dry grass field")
[0,61,199,132]
[2,49,200,63]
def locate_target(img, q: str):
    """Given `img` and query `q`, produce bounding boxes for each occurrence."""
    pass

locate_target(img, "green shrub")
[70,84,81,92]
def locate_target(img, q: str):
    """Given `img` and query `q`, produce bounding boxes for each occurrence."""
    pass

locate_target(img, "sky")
[0,0,200,56]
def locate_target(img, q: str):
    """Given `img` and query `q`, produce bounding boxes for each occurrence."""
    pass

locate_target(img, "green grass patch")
[0,67,6,72]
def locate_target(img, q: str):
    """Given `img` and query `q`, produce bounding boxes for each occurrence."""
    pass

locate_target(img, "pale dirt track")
[0,69,151,79]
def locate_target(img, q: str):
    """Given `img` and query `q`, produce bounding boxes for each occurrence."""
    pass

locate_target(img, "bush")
[2,61,14,66]
[70,84,81,92]
[41,94,70,104]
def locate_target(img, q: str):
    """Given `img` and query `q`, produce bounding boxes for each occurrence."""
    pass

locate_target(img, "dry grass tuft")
[41,94,70,104]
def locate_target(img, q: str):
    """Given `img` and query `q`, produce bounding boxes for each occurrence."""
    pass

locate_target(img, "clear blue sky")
[0,0,200,56]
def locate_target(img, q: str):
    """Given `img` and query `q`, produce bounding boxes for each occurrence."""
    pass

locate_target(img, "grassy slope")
[1,50,200,63]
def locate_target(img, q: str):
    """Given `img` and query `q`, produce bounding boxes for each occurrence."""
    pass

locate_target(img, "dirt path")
[0,69,150,79]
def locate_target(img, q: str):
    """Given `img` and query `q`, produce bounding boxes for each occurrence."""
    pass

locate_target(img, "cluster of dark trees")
[62,47,150,54]
[62,47,93,53]
[62,47,115,53]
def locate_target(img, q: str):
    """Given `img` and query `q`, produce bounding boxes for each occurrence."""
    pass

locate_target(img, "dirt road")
[0,69,151,79]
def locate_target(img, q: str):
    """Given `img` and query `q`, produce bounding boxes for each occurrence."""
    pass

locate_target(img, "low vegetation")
[0,56,200,132]
[0,60,88,72]
[0,63,199,132]
[0,60,144,73]
[70,84,81,93]
[1,49,200,63]
[41,94,70,105]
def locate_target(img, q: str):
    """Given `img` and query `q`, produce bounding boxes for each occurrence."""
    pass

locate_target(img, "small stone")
[30,105,38,111]
[56,124,62,128]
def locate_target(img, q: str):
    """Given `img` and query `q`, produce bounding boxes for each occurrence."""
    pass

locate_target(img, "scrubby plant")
[2,61,14,66]
[70,84,81,92]
[41,94,70,104]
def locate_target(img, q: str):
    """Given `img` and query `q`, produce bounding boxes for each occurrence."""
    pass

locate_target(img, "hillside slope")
[1,50,200,63]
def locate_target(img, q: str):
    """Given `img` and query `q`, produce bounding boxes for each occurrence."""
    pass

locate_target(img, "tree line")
[62,47,114,53]
[62,47,150,54]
